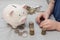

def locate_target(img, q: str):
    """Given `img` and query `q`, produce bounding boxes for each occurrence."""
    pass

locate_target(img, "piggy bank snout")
[21,17,26,22]
[20,17,27,24]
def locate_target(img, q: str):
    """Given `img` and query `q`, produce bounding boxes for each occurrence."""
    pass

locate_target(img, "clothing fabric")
[52,0,60,22]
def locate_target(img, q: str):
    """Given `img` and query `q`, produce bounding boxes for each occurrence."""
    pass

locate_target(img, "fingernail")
[37,22,40,25]
[40,26,43,28]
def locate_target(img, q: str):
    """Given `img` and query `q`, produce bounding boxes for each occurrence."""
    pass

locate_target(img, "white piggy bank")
[3,4,28,28]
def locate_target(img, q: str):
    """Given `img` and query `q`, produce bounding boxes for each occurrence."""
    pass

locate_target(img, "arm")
[45,0,55,15]
[36,0,55,24]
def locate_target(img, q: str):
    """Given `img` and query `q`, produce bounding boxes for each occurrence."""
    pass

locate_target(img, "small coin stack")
[41,28,46,35]
[29,22,35,35]
[40,17,46,35]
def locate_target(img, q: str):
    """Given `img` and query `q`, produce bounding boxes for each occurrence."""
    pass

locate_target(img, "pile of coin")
[29,22,35,35]
[14,28,28,37]
[26,6,41,15]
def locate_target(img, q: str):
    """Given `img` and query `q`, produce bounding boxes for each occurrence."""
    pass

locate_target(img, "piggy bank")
[3,4,28,28]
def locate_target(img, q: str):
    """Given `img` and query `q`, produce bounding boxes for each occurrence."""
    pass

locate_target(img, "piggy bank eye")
[19,14,21,16]
[23,12,25,14]
[12,5,17,8]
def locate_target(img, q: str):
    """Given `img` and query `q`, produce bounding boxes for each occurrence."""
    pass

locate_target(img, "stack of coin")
[40,17,46,35]
[29,22,35,35]
[41,28,46,35]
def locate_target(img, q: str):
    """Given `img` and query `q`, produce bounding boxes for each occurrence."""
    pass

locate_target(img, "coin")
[29,22,35,35]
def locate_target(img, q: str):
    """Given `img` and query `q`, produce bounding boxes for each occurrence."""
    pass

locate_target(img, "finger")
[36,17,40,24]
[42,25,50,31]
[36,13,43,24]
[40,23,48,28]
[40,23,50,28]
[40,20,48,26]
[40,23,54,31]
[39,24,43,28]
[46,26,55,31]
[43,25,50,28]
[43,15,48,20]
[42,25,55,31]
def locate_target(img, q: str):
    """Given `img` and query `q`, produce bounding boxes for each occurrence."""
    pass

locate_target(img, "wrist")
[45,10,51,15]
[45,11,51,16]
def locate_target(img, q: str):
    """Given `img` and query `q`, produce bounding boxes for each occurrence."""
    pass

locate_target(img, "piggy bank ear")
[22,4,30,10]
[9,11,14,16]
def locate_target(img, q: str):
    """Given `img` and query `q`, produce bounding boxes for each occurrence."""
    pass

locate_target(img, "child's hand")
[40,19,60,31]
[36,11,50,24]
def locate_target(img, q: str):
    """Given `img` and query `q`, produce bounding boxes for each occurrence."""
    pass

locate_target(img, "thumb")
[44,16,49,20]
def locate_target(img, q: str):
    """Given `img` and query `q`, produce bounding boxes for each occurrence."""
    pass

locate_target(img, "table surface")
[0,0,60,40]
